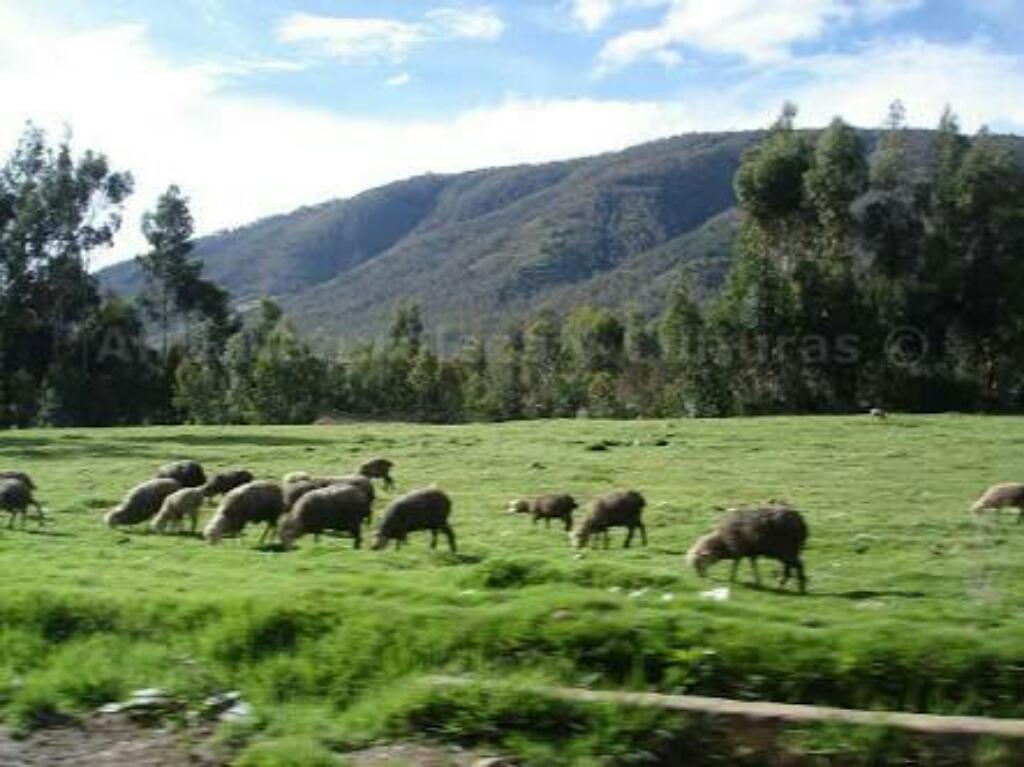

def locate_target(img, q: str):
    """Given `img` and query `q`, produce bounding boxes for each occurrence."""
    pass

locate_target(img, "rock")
[699,586,731,602]
[96,688,183,721]
[199,691,242,720]
[219,701,252,724]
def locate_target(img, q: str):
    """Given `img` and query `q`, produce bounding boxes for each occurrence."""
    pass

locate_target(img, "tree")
[0,124,134,425]
[139,185,199,359]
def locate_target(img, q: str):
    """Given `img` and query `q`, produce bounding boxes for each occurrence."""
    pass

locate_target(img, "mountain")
[98,129,1024,346]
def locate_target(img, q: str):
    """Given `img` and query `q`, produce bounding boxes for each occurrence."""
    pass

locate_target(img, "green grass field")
[2,416,1024,764]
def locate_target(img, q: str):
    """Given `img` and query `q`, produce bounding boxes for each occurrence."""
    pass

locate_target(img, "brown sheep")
[687,504,809,593]
[571,490,647,549]
[204,481,286,544]
[156,460,207,488]
[372,488,454,551]
[202,470,254,499]
[511,494,577,531]
[358,458,395,490]
[970,482,1024,522]
[105,478,182,528]
[0,479,44,528]
[279,484,372,549]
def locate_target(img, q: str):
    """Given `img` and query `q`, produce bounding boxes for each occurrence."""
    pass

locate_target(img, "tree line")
[2,103,1023,427]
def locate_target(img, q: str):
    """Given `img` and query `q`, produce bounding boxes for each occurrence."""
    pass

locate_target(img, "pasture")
[1,415,1024,764]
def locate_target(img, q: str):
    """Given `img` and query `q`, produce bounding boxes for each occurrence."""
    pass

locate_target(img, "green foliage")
[0,124,135,426]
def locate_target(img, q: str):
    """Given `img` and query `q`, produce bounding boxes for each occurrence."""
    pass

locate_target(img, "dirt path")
[0,718,220,767]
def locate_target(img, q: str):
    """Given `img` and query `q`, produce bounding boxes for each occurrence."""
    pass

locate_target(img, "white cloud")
[386,72,412,87]
[784,38,1024,131]
[278,6,505,63]
[277,15,425,63]
[427,7,505,41]
[594,0,925,73]
[858,0,923,22]
[597,0,850,72]
[570,0,669,32]
[572,0,620,31]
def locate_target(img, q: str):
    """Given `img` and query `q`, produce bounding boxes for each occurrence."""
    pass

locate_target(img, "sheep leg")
[442,524,457,553]
[32,502,45,526]
[730,558,741,583]
[353,526,362,549]
[749,557,763,587]
[638,522,647,547]
[623,526,635,548]
[564,515,572,532]
[779,563,791,589]
[795,560,806,593]
[430,529,438,549]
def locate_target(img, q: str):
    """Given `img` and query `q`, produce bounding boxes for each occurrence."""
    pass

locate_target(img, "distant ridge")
[98,129,1024,344]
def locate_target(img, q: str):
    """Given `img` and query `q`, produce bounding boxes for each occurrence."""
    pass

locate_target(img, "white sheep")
[151,487,206,534]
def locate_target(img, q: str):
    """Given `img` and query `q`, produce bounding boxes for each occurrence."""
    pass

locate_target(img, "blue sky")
[1,0,1021,266]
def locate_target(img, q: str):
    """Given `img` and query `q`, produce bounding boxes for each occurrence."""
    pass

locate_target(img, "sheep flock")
[4,442,1023,596]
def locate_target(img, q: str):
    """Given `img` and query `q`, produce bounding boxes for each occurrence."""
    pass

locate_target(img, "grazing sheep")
[329,475,376,505]
[202,470,254,499]
[0,479,44,528]
[970,482,1024,523]
[511,494,577,531]
[282,471,312,484]
[156,460,207,488]
[204,481,285,544]
[283,478,330,511]
[372,488,454,552]
[279,484,372,549]
[686,504,809,593]
[869,407,887,420]
[151,487,206,534]
[0,470,36,490]
[105,478,182,528]
[571,490,647,549]
[358,458,395,490]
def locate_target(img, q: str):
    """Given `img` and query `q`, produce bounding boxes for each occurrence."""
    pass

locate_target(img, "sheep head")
[686,532,728,577]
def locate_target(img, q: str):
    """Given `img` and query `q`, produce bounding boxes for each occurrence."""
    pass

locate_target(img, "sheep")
[0,470,36,490]
[202,470,254,499]
[283,478,330,511]
[358,458,395,490]
[156,460,207,488]
[970,482,1024,523]
[151,487,206,534]
[279,484,372,549]
[510,494,577,531]
[330,475,376,505]
[571,490,647,549]
[372,488,455,552]
[869,407,887,420]
[105,478,181,528]
[686,504,809,593]
[204,480,285,545]
[284,475,375,520]
[0,478,44,528]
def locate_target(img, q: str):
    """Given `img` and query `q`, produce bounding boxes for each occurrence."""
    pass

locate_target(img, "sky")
[1,1,1022,269]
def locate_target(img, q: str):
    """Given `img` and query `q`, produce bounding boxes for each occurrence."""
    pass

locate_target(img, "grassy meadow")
[2,415,1024,764]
